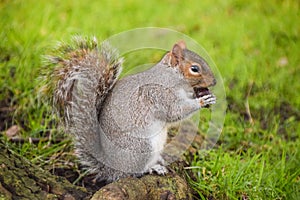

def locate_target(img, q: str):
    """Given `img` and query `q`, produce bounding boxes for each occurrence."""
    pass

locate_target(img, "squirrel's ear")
[170,43,184,66]
[160,42,185,67]
[176,40,187,49]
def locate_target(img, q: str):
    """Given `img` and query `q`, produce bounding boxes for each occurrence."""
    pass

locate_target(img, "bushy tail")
[40,36,123,172]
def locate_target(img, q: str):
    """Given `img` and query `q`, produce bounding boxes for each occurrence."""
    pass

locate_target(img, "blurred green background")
[0,0,299,199]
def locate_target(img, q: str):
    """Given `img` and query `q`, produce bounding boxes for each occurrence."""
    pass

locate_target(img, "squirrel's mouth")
[193,87,212,108]
[194,87,211,98]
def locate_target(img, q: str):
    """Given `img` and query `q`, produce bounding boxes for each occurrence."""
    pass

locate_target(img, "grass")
[0,0,299,199]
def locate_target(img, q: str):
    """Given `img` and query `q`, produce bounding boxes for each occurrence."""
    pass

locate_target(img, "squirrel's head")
[161,41,216,89]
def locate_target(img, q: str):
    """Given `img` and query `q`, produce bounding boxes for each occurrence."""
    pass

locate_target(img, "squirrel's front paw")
[148,164,168,175]
[198,94,216,107]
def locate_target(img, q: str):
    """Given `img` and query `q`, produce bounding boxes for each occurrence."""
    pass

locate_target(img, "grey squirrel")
[42,36,216,182]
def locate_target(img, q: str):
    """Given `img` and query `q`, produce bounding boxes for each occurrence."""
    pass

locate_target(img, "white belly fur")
[144,126,168,171]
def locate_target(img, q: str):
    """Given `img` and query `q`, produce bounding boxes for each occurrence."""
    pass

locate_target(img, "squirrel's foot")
[148,164,168,175]
[198,94,216,107]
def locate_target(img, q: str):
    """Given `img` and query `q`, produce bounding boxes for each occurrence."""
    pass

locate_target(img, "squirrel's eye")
[190,65,200,73]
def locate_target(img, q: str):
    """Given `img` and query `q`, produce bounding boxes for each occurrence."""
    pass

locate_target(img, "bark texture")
[92,173,192,200]
[0,140,90,200]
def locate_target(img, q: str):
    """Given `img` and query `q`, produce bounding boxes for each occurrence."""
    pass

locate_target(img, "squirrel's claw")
[198,94,216,108]
[148,164,168,175]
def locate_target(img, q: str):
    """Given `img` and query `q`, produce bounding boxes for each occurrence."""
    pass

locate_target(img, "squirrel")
[41,36,216,183]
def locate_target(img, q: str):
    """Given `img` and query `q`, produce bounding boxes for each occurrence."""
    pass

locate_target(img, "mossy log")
[0,140,195,200]
[0,140,90,200]
[91,173,193,200]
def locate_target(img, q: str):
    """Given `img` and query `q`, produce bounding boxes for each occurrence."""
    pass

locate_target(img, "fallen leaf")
[5,125,21,138]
